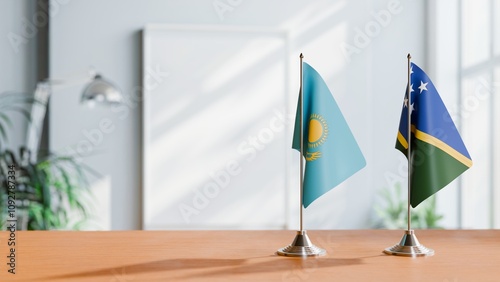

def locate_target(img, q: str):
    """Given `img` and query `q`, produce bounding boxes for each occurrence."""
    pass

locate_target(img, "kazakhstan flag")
[292,62,366,208]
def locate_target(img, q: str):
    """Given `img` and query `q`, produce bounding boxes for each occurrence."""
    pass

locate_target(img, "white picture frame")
[142,24,291,230]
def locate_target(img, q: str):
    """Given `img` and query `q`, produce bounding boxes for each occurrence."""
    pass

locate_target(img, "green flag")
[293,62,366,208]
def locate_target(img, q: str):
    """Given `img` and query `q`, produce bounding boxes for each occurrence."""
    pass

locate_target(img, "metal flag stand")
[277,53,326,257]
[383,54,434,257]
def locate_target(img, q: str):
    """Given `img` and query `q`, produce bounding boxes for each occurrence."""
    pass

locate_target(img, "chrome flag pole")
[383,54,434,257]
[277,53,326,257]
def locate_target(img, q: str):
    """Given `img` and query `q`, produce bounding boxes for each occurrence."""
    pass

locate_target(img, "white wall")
[49,0,426,230]
[0,0,38,150]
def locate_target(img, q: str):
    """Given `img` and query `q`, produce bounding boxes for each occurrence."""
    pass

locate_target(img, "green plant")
[373,182,444,229]
[0,92,95,230]
[0,148,94,230]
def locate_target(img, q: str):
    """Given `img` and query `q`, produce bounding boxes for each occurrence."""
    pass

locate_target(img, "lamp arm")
[44,68,97,91]
[25,68,96,161]
[25,82,50,162]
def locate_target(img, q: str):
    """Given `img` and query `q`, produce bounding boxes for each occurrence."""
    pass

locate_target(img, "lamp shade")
[81,74,122,105]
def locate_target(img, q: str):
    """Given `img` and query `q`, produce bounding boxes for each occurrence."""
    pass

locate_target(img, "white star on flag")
[418,81,428,93]
[404,97,415,114]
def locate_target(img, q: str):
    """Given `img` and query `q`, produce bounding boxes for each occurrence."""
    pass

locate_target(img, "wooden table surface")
[0,230,499,281]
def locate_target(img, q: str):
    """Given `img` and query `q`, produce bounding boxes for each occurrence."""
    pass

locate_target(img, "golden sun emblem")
[306,113,328,161]
[308,113,328,148]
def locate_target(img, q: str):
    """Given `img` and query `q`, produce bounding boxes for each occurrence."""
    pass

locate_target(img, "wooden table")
[0,230,499,281]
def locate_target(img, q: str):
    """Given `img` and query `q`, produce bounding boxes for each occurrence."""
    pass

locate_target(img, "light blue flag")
[292,62,366,208]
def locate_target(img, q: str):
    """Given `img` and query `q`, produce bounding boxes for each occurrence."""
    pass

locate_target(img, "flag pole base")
[383,230,434,257]
[277,230,326,257]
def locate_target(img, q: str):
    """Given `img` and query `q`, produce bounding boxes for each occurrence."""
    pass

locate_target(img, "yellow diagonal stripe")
[397,126,472,167]
[397,131,408,149]
[413,128,472,167]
